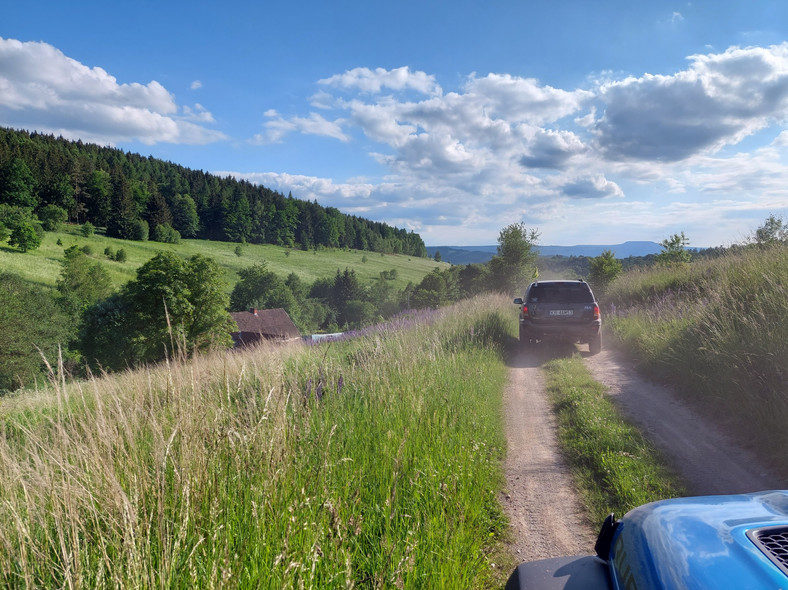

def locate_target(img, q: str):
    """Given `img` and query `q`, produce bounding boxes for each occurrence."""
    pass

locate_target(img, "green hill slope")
[1,224,446,294]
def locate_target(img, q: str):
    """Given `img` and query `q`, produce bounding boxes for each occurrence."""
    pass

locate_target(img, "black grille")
[747,526,788,577]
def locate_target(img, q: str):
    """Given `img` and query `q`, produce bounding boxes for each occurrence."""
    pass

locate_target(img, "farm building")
[230,308,301,347]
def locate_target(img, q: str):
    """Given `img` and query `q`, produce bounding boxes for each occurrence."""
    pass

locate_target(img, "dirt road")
[502,345,784,562]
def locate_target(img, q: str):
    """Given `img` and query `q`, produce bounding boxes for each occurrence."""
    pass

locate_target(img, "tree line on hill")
[0,127,426,256]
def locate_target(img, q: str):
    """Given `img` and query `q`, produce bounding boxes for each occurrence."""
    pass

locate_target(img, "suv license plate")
[549,310,574,316]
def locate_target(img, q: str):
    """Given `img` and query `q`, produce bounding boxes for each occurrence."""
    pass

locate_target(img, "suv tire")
[589,332,602,355]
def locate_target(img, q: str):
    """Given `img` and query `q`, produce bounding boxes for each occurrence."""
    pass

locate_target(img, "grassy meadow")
[0,295,515,589]
[604,244,788,474]
[0,224,446,294]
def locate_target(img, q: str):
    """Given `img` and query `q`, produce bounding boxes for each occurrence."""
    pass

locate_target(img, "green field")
[0,224,446,293]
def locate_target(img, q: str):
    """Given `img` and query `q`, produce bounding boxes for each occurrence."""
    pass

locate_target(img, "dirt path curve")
[501,348,597,561]
[502,345,785,564]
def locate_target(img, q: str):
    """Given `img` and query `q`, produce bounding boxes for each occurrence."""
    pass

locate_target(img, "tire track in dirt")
[501,347,596,561]
[584,348,783,495]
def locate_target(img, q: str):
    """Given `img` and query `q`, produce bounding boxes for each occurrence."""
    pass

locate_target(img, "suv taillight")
[593,304,600,320]
[522,304,530,318]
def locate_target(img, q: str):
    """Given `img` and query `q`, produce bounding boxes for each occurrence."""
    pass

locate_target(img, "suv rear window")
[527,283,594,304]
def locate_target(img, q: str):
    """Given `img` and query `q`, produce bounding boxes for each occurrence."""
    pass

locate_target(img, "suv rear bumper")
[520,319,601,343]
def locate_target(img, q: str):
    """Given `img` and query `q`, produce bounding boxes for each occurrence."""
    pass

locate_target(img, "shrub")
[38,204,68,231]
[114,248,127,262]
[152,223,180,244]
[80,221,95,237]
[129,219,149,241]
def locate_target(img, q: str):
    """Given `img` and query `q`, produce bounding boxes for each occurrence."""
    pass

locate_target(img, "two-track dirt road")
[501,344,785,562]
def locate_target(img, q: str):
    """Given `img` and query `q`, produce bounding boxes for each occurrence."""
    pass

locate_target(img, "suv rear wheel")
[519,327,533,348]
[589,332,602,355]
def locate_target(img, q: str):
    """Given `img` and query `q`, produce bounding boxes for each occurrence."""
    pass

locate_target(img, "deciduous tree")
[124,252,233,361]
[588,249,623,297]
[0,273,71,392]
[657,232,691,266]
[753,214,787,247]
[488,222,540,294]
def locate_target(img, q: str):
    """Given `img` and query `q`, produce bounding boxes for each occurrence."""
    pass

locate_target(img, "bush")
[152,223,180,244]
[9,220,42,252]
[104,246,115,259]
[38,204,68,231]
[129,219,149,241]
[80,245,93,256]
[114,248,128,262]
[80,221,95,237]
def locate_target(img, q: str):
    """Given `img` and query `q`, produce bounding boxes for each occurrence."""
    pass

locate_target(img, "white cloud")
[0,37,226,145]
[190,80,202,90]
[319,66,442,96]
[245,51,788,245]
[594,43,788,162]
[183,103,215,123]
[557,174,624,199]
[254,111,349,144]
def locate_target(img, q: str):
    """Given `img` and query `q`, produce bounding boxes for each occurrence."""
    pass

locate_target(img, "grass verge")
[0,295,514,589]
[543,355,685,524]
[605,245,788,474]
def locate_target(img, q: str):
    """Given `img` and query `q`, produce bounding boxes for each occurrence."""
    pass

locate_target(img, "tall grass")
[0,295,514,589]
[605,245,788,474]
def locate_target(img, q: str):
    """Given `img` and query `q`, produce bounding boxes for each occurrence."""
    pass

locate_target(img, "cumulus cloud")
[254,111,349,144]
[558,174,624,199]
[246,50,788,244]
[319,66,441,96]
[519,130,587,169]
[594,43,788,161]
[0,37,225,145]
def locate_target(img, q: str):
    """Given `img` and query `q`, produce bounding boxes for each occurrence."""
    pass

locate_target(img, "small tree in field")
[588,249,622,297]
[656,232,691,266]
[753,214,787,248]
[488,222,540,294]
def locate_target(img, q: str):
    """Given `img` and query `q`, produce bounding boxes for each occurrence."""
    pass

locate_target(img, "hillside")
[0,223,446,392]
[0,224,443,295]
[0,127,426,257]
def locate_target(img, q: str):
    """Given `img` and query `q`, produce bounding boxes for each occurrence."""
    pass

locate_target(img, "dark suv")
[513,279,602,354]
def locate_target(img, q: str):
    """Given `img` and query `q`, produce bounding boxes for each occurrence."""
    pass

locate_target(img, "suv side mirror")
[513,298,523,305]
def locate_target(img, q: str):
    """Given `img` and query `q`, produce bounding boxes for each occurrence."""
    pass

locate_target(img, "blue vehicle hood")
[610,490,788,589]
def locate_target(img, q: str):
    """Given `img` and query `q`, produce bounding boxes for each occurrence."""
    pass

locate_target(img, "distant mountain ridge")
[426,241,662,264]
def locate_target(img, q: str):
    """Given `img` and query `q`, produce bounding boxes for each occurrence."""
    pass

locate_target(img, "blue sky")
[3,1,788,247]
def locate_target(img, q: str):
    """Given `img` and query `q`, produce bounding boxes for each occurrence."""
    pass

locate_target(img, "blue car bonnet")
[609,490,788,589]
